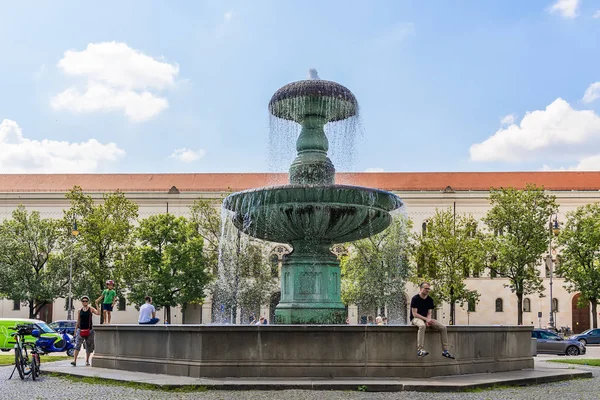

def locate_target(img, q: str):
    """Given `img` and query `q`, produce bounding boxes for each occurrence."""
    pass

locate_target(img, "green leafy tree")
[64,186,138,322]
[124,213,211,323]
[189,198,222,275]
[0,206,65,318]
[340,216,412,322]
[556,203,600,328]
[484,184,557,325]
[412,209,484,325]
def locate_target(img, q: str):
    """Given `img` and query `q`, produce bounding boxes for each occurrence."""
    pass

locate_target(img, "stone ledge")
[93,324,535,379]
[42,361,592,392]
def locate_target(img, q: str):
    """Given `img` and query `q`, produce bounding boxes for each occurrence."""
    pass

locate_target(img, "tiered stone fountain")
[93,72,536,381]
[223,73,402,323]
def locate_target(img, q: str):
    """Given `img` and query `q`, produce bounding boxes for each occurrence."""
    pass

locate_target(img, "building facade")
[1,172,599,332]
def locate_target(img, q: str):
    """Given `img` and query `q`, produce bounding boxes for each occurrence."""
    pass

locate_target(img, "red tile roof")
[0,172,599,193]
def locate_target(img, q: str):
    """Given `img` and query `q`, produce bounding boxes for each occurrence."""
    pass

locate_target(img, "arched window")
[523,298,531,313]
[467,299,476,312]
[422,221,428,236]
[552,298,559,313]
[495,298,503,312]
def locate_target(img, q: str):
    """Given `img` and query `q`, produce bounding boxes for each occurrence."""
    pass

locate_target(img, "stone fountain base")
[92,325,534,379]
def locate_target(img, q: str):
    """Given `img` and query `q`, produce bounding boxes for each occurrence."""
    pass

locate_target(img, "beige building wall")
[0,188,598,330]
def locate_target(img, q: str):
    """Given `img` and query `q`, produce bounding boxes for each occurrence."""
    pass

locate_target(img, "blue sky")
[1,0,600,173]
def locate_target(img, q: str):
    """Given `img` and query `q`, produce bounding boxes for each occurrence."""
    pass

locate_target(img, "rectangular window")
[118,297,126,311]
[13,300,20,311]
[467,299,476,312]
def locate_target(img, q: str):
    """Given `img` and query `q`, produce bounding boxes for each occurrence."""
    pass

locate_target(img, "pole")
[548,215,555,330]
[67,235,73,320]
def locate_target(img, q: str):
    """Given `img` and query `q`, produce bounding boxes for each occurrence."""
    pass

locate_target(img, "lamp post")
[67,218,79,320]
[548,214,560,330]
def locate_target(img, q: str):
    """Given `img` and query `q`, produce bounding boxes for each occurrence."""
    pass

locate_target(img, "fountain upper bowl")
[269,80,358,123]
[223,184,402,244]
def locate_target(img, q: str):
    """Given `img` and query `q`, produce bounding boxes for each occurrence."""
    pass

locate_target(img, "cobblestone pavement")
[0,361,598,400]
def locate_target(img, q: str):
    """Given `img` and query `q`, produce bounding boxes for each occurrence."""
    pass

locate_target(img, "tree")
[64,186,138,322]
[340,216,412,323]
[484,184,557,325]
[189,198,222,275]
[123,213,211,323]
[0,206,66,318]
[189,197,276,323]
[556,203,600,328]
[412,208,484,325]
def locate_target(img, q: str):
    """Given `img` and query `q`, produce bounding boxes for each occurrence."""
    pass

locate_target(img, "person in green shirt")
[95,280,118,324]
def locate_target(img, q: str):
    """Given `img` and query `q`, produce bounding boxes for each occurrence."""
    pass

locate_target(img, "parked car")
[48,320,76,335]
[569,328,600,346]
[532,328,586,356]
[0,318,63,351]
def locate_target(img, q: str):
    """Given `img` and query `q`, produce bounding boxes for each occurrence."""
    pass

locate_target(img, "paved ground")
[0,346,598,400]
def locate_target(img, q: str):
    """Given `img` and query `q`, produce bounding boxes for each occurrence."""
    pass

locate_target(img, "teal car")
[0,318,62,351]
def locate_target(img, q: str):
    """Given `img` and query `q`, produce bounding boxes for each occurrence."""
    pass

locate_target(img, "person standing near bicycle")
[96,279,118,324]
[71,295,100,367]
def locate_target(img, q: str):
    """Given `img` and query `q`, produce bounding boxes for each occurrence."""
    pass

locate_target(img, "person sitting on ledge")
[138,296,160,325]
[410,282,455,359]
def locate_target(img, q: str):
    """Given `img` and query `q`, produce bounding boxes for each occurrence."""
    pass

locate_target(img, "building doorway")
[269,292,281,324]
[572,293,590,334]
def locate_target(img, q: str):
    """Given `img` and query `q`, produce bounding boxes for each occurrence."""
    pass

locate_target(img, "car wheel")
[566,346,580,356]
[0,349,9,352]
[578,339,587,345]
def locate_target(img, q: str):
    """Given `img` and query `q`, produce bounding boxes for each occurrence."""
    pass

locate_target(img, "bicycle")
[8,325,40,381]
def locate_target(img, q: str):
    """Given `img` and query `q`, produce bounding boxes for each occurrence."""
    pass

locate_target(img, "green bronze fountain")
[223,71,403,324]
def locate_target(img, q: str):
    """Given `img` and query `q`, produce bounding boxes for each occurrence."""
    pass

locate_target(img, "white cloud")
[583,82,600,103]
[169,148,206,163]
[0,119,125,173]
[500,114,515,126]
[365,168,385,172]
[51,42,179,122]
[548,0,580,18]
[469,98,600,163]
[593,10,600,18]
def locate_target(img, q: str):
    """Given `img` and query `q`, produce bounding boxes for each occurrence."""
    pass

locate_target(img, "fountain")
[93,72,536,381]
[223,71,403,324]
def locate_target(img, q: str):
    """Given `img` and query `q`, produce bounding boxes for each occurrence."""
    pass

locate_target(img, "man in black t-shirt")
[410,282,455,359]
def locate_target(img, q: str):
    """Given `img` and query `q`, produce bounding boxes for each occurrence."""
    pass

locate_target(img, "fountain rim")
[222,183,403,213]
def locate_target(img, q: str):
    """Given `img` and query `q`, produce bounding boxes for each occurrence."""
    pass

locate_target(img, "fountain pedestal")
[275,242,345,324]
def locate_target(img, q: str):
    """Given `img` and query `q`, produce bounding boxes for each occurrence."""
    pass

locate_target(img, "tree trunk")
[182,303,187,324]
[99,281,105,324]
[449,288,455,325]
[165,305,172,324]
[592,300,598,329]
[516,292,523,325]
[28,299,35,319]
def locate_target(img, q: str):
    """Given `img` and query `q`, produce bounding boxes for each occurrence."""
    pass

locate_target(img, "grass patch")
[548,359,600,367]
[46,373,207,393]
[0,355,70,366]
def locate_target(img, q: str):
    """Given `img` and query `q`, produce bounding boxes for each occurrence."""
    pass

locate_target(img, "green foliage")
[341,216,412,316]
[483,184,557,325]
[64,186,139,303]
[0,206,65,317]
[189,198,223,275]
[411,208,484,323]
[556,203,600,328]
[123,213,211,320]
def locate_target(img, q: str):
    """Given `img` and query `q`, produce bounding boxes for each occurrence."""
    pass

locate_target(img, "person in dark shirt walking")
[71,295,100,366]
[410,282,455,359]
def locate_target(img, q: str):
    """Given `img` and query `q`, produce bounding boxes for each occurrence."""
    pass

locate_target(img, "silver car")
[532,329,586,356]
